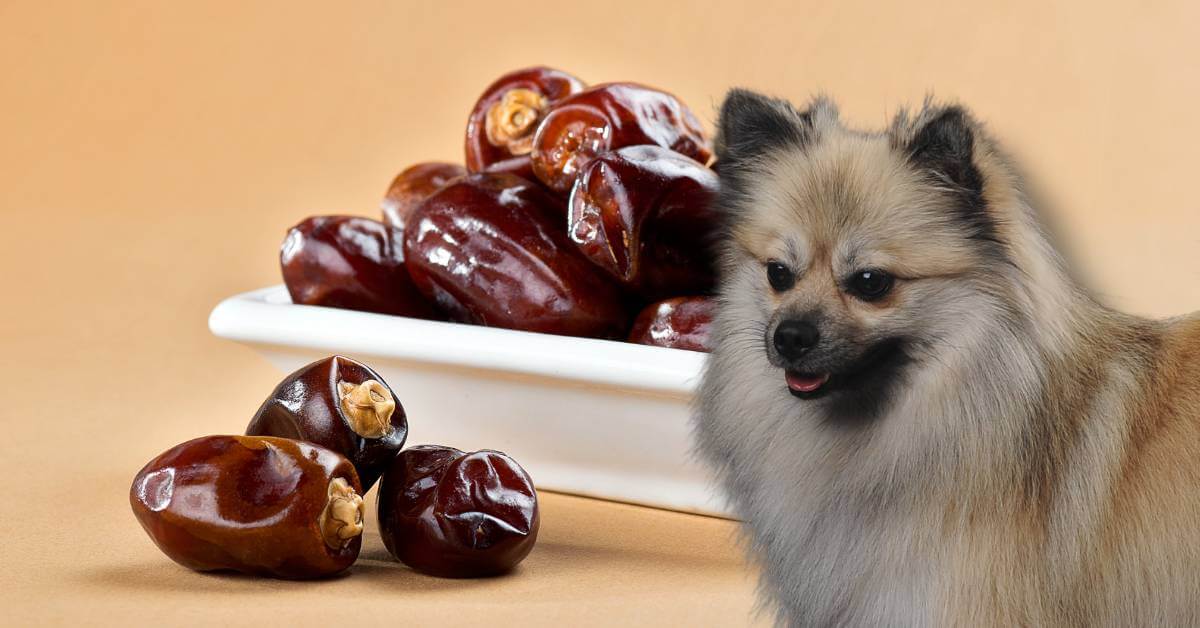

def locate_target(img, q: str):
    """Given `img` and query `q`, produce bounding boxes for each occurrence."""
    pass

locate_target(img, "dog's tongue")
[786,371,830,393]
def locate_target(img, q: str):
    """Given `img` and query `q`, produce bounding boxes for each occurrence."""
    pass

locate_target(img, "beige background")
[1,1,1198,626]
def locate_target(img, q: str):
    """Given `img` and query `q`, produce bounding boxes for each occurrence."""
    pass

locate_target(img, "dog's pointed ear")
[899,104,997,243]
[903,106,984,201]
[715,89,818,166]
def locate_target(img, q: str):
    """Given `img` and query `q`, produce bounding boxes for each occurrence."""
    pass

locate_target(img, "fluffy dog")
[694,90,1200,626]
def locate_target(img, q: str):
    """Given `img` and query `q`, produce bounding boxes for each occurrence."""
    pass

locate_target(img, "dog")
[694,90,1200,626]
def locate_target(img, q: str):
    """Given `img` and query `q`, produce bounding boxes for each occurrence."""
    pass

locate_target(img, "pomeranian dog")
[694,90,1200,626]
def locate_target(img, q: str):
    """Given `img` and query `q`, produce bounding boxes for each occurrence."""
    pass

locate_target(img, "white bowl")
[208,286,728,516]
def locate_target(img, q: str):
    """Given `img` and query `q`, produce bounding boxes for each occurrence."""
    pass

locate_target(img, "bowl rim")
[209,285,706,396]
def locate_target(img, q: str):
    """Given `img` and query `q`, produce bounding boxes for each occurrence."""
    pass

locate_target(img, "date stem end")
[319,477,365,550]
[338,379,395,439]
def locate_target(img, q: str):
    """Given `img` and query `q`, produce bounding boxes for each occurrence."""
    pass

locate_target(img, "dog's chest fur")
[700,368,1020,626]
[748,438,942,626]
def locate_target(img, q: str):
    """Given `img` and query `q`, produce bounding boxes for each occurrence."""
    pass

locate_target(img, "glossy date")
[404,173,629,338]
[130,435,365,579]
[568,145,719,299]
[465,66,585,174]
[246,355,407,491]
[281,215,436,319]
[530,82,712,194]
[377,445,539,578]
[628,296,715,352]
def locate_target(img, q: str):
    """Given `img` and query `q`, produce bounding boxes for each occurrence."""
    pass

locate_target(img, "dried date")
[130,435,365,579]
[377,445,539,578]
[246,355,406,491]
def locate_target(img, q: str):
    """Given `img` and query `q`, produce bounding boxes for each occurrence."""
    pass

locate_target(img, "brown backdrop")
[2,1,1198,625]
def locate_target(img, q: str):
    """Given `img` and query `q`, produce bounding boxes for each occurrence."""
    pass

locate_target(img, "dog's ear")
[900,104,996,242]
[903,106,985,204]
[715,89,820,166]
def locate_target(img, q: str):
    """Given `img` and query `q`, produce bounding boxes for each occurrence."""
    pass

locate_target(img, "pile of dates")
[131,356,538,579]
[281,66,716,352]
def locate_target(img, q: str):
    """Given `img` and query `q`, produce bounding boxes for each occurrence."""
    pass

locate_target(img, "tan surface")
[2,1,1198,626]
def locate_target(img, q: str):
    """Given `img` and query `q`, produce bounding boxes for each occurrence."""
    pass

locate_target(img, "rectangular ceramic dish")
[208,286,728,516]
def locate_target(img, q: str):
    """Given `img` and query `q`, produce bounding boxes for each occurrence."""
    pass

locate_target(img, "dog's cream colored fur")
[695,94,1200,626]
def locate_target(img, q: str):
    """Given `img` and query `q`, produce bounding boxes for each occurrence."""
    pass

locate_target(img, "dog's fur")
[694,90,1200,626]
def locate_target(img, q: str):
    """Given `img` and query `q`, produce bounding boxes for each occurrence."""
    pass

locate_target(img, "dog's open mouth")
[785,371,831,398]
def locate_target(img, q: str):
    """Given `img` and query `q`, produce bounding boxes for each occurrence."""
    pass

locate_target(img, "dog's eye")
[766,261,795,292]
[847,270,894,301]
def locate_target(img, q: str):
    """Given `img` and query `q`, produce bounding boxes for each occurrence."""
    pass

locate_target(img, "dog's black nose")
[774,320,819,359]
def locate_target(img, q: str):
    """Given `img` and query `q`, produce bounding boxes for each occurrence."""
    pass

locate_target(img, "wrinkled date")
[377,445,539,578]
[381,162,466,230]
[568,145,719,299]
[246,355,406,491]
[404,173,629,338]
[465,66,586,177]
[531,82,713,194]
[130,435,365,579]
[628,296,715,352]
[281,215,436,319]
